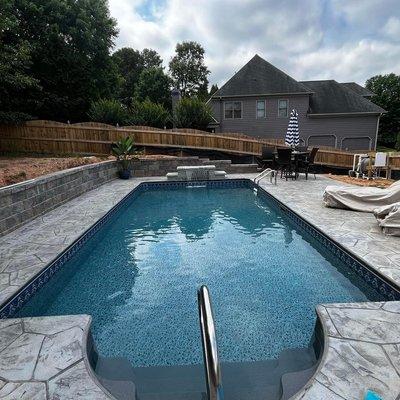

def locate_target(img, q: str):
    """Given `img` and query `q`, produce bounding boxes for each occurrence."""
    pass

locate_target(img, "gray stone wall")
[130,157,257,176]
[0,161,118,236]
[0,157,257,236]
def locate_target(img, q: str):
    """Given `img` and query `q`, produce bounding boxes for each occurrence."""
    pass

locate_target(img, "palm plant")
[112,136,136,179]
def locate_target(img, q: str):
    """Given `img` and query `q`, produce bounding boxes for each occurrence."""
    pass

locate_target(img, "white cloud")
[109,0,400,86]
[383,17,400,39]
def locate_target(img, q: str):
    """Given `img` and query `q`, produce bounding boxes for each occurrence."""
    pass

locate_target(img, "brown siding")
[211,96,379,150]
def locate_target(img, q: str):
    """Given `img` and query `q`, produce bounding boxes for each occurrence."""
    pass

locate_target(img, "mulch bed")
[326,174,394,188]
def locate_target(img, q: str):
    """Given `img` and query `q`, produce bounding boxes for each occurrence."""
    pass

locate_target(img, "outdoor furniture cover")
[374,202,400,236]
[323,180,400,212]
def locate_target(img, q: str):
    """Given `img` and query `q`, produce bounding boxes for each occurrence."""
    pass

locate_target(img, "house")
[208,55,385,151]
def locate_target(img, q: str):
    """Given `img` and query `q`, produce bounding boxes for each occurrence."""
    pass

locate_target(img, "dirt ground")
[0,154,177,188]
[326,174,394,188]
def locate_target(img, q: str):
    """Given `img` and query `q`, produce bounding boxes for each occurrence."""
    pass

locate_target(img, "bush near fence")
[1,120,399,170]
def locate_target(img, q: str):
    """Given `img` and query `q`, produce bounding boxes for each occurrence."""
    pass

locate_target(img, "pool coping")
[0,175,399,399]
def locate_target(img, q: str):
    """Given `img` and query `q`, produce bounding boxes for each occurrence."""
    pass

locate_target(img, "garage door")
[341,137,371,151]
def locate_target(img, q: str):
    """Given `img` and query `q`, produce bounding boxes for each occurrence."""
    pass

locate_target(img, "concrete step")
[280,365,317,400]
[95,356,137,382]
[95,356,137,400]
[140,391,205,400]
[98,377,137,400]
[277,347,316,373]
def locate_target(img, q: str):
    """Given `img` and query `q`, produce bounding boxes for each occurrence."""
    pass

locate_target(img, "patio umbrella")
[285,109,300,147]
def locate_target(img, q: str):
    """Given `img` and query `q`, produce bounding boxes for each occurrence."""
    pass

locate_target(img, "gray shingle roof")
[341,82,374,98]
[300,80,385,114]
[213,55,311,97]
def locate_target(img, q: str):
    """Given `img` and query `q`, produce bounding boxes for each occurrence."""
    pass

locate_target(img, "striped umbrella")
[285,109,300,147]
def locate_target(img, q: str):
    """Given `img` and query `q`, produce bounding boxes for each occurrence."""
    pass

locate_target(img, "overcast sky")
[109,0,400,87]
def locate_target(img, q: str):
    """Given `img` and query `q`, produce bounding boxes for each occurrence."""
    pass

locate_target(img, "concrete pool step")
[281,365,317,400]
[95,347,317,400]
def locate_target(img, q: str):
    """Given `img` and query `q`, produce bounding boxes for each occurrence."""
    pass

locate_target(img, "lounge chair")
[323,180,400,212]
[374,202,400,236]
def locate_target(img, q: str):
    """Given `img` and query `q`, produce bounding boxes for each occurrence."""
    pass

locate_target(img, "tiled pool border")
[1,178,399,319]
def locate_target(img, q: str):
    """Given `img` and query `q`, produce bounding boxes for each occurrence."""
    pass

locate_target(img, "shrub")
[173,98,213,130]
[128,100,170,128]
[88,99,128,125]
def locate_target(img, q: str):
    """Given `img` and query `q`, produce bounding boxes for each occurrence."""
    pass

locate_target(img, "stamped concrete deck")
[0,315,113,399]
[0,173,399,399]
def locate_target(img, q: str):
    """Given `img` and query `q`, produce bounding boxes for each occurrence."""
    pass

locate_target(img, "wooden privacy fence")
[1,120,399,170]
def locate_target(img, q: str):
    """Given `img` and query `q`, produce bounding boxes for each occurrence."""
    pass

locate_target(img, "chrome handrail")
[254,168,277,185]
[198,285,224,400]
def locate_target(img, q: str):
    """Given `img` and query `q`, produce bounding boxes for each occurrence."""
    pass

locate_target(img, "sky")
[109,0,400,87]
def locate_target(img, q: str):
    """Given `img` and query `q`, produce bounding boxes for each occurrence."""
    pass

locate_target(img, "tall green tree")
[112,47,163,105]
[209,84,219,96]
[0,0,40,123]
[141,48,163,69]
[1,0,118,122]
[135,67,172,109]
[366,74,400,147]
[112,47,143,105]
[169,41,210,97]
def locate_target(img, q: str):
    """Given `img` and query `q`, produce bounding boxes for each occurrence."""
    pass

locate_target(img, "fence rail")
[1,121,399,170]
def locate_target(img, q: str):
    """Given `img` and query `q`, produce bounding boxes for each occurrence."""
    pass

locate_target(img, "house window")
[224,101,242,119]
[256,100,266,118]
[278,99,289,117]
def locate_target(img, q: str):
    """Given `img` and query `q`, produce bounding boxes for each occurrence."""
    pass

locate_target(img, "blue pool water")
[17,185,384,367]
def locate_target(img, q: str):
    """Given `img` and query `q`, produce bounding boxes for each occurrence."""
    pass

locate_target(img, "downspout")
[219,97,223,133]
[374,113,381,151]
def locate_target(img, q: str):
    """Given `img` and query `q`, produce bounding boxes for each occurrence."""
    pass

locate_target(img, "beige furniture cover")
[323,180,400,212]
[374,202,400,236]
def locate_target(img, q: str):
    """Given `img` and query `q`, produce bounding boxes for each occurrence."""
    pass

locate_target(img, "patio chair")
[295,145,308,152]
[366,152,391,179]
[276,148,295,180]
[297,147,319,180]
[258,146,276,169]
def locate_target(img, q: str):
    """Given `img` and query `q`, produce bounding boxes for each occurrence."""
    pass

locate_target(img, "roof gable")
[300,80,385,114]
[213,55,311,97]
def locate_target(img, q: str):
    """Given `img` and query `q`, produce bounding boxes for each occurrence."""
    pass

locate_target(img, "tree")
[112,47,143,105]
[169,41,210,97]
[0,0,119,122]
[174,98,213,130]
[112,47,164,105]
[366,74,400,147]
[210,84,219,96]
[0,0,40,123]
[135,67,172,109]
[141,48,163,69]
[197,79,210,101]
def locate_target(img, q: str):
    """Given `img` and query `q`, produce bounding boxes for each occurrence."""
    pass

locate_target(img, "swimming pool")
[16,181,387,367]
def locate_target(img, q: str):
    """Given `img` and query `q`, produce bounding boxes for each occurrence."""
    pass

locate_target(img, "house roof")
[300,80,385,114]
[341,82,374,98]
[212,55,311,97]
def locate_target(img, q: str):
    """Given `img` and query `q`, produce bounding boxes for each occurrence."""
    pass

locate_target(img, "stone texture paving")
[0,314,113,399]
[293,301,400,400]
[254,175,400,288]
[0,173,400,399]
[0,176,163,307]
